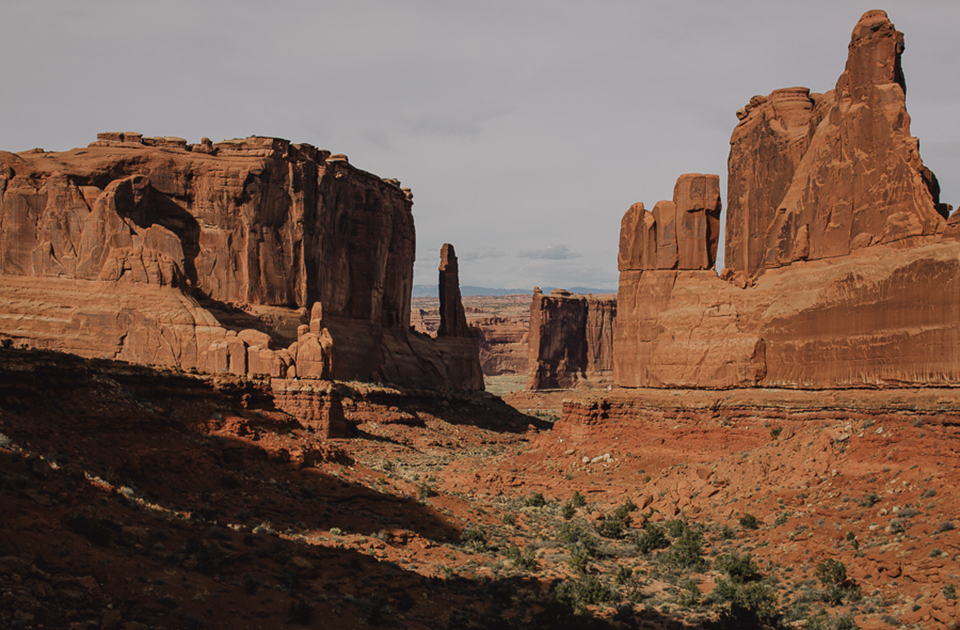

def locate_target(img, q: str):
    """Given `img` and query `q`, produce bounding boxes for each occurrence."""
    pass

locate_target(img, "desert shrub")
[665,525,707,571]
[944,584,957,600]
[566,542,593,574]
[558,522,599,552]
[596,515,626,540]
[666,519,689,538]
[770,426,783,439]
[775,512,788,526]
[815,558,853,605]
[715,552,761,584]
[934,520,955,534]
[804,614,860,630]
[502,512,517,527]
[525,492,547,508]
[739,513,760,530]
[713,579,779,628]
[506,544,538,572]
[859,492,880,507]
[561,502,576,520]
[569,491,587,507]
[676,576,701,607]
[635,523,670,554]
[554,575,612,612]
[460,525,487,552]
[815,559,847,587]
[615,564,633,585]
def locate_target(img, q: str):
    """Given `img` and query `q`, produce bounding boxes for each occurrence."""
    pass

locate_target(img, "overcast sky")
[3,1,958,291]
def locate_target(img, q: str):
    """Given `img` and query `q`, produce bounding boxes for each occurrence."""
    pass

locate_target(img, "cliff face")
[527,289,615,390]
[615,11,960,390]
[725,10,946,282]
[0,134,481,390]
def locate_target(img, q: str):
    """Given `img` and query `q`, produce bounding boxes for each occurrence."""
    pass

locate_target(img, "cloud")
[517,244,581,260]
[459,247,506,261]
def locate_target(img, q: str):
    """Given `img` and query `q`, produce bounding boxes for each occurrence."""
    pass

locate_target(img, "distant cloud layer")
[459,247,507,261]
[517,245,581,260]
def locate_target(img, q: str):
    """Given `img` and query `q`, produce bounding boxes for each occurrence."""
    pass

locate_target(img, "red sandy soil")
[1,349,957,629]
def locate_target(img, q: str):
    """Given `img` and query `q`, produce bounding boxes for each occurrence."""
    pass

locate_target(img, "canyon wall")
[615,10,960,390]
[0,134,482,390]
[527,288,615,389]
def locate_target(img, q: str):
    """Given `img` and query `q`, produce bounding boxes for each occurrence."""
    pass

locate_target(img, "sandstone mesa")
[0,133,483,404]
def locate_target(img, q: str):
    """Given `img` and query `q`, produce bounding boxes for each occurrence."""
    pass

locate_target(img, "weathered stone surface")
[271,381,347,438]
[437,243,470,337]
[0,135,483,391]
[614,11,960,390]
[527,288,616,389]
[725,10,946,281]
[615,241,960,389]
[618,175,720,272]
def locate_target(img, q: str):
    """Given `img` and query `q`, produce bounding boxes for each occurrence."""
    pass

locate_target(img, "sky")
[2,1,958,292]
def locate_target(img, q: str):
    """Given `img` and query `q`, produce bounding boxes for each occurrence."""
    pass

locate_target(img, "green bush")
[506,544,538,572]
[665,525,706,571]
[596,515,626,540]
[859,492,880,507]
[555,575,611,612]
[460,525,487,552]
[525,492,547,508]
[566,542,592,574]
[739,513,760,530]
[816,558,852,606]
[713,579,779,628]
[666,519,689,538]
[715,552,761,584]
[569,491,587,508]
[561,502,576,520]
[634,523,670,554]
[557,522,599,553]
[815,559,847,588]
[615,564,633,585]
[804,614,860,630]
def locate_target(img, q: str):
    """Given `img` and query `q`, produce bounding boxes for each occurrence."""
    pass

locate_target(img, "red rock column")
[438,243,470,337]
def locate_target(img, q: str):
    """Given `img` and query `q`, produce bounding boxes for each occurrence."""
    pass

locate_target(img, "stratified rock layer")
[527,289,615,389]
[615,11,960,390]
[0,135,482,390]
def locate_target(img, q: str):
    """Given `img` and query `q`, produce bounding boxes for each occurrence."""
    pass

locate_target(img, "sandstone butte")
[526,288,615,389]
[0,133,484,409]
[611,9,960,391]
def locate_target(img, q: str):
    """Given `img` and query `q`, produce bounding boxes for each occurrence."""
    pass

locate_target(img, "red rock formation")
[615,11,960,390]
[0,135,482,391]
[527,288,615,389]
[476,316,530,375]
[618,174,721,272]
[725,10,946,281]
[272,381,347,438]
[438,243,470,337]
